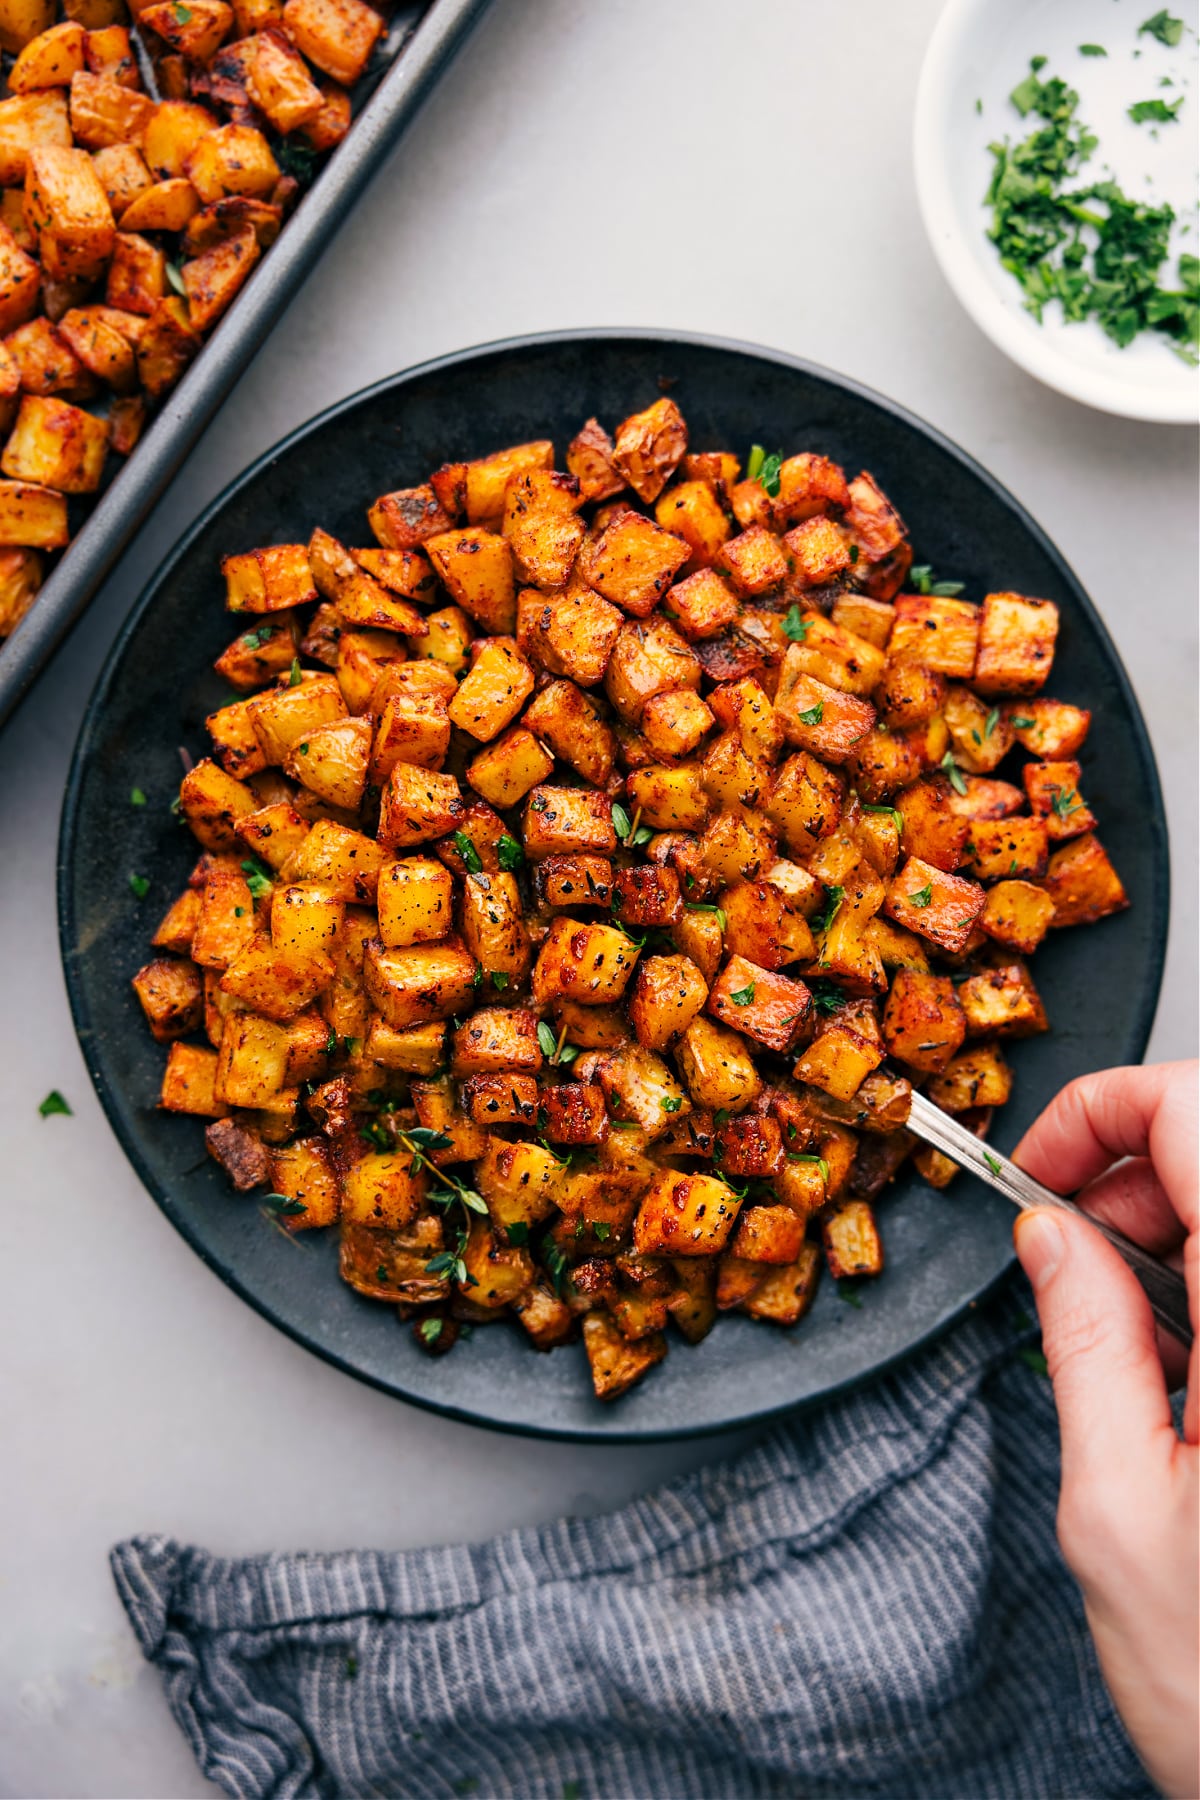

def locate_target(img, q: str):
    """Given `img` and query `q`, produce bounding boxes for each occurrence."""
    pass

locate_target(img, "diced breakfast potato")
[136,390,1126,1402]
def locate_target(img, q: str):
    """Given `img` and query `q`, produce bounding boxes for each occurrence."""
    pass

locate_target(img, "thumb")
[1014,1208,1174,1489]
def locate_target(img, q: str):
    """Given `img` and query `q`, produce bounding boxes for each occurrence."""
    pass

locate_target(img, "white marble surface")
[1,1,1195,1793]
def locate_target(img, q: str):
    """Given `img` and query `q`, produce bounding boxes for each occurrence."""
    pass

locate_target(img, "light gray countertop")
[2,1,1195,1792]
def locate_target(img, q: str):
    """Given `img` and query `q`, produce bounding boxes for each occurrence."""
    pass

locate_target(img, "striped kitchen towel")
[111,1286,1154,1800]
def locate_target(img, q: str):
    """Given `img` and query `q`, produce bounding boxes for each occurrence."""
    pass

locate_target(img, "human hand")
[1012,1061,1198,1799]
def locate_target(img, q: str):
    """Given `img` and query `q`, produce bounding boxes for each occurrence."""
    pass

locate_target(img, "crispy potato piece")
[655,478,731,570]
[519,583,623,686]
[979,879,1056,955]
[378,762,465,848]
[180,223,259,332]
[466,725,553,810]
[522,679,615,785]
[566,416,623,502]
[582,1313,666,1400]
[611,396,686,503]
[502,467,583,590]
[376,855,454,948]
[448,637,533,742]
[888,593,979,677]
[957,961,1047,1040]
[960,816,1049,882]
[881,970,966,1074]
[160,1041,226,1116]
[707,955,809,1054]
[579,507,690,616]
[973,591,1058,695]
[282,0,382,84]
[743,1242,821,1325]
[363,937,477,1028]
[781,515,850,589]
[627,952,708,1051]
[774,657,875,763]
[884,856,985,953]
[10,21,86,93]
[676,1015,760,1114]
[928,1044,1013,1111]
[131,956,204,1041]
[25,143,114,281]
[185,124,279,204]
[1024,759,1097,842]
[532,917,639,1006]
[1005,698,1090,759]
[67,70,153,148]
[634,1169,741,1257]
[269,1136,341,1228]
[1037,833,1128,927]
[822,1199,883,1280]
[0,477,68,547]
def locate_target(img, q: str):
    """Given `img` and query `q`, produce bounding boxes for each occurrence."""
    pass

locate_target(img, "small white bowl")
[914,0,1199,422]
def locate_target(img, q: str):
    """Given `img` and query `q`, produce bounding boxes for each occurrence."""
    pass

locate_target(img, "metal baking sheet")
[0,0,493,730]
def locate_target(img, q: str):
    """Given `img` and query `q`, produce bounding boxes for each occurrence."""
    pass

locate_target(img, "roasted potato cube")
[103,230,163,317]
[742,1242,821,1325]
[1038,833,1129,927]
[521,784,616,859]
[539,1081,609,1145]
[408,605,472,676]
[1024,760,1097,841]
[957,961,1047,1039]
[185,123,278,204]
[707,955,809,1053]
[532,854,612,912]
[1,393,108,493]
[160,1040,226,1116]
[270,880,344,962]
[283,715,370,809]
[450,1006,541,1075]
[654,478,731,571]
[370,672,452,780]
[67,69,153,149]
[215,1011,295,1109]
[640,688,714,759]
[374,855,453,948]
[822,1199,883,1280]
[206,695,267,780]
[884,856,985,952]
[973,591,1058,695]
[715,1116,785,1181]
[369,483,454,553]
[213,614,298,690]
[137,293,201,397]
[717,524,789,596]
[179,223,259,333]
[455,439,552,524]
[566,416,623,502]
[205,1116,270,1191]
[461,1072,539,1126]
[707,675,782,762]
[476,1135,565,1233]
[844,472,911,599]
[928,1043,1013,1111]
[377,762,464,849]
[0,478,63,554]
[459,869,531,982]
[611,863,682,928]
[248,25,323,132]
[0,220,40,339]
[594,1043,688,1138]
[894,776,969,871]
[178,757,257,850]
[979,879,1056,955]
[716,1254,767,1311]
[664,567,740,642]
[627,952,708,1051]
[763,750,843,853]
[222,542,315,614]
[341,1149,427,1232]
[774,658,875,763]
[456,1218,534,1309]
[363,1018,445,1075]
[730,1201,803,1263]
[634,1169,741,1257]
[425,526,516,635]
[946,775,1024,822]
[604,617,701,722]
[131,955,203,1041]
[781,514,850,589]
[340,1217,446,1301]
[888,593,979,678]
[875,658,946,727]
[448,637,533,741]
[942,683,1014,774]
[219,933,334,1021]
[0,0,54,53]
[464,726,551,809]
[582,1312,666,1400]
[881,969,966,1074]
[610,396,686,502]
[1005,698,1090,759]
[772,451,850,526]
[268,1136,340,1228]
[960,816,1049,882]
[279,818,383,902]
[625,762,709,832]
[847,726,923,803]
[25,142,115,282]
[793,1011,883,1101]
[247,674,346,765]
[675,1014,761,1113]
[520,583,623,686]
[502,467,583,590]
[522,679,614,786]
[363,937,477,1028]
[580,507,690,617]
[532,917,639,1006]
[720,879,814,969]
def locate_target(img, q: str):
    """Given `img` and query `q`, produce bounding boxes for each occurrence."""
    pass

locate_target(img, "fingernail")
[1014,1209,1064,1290]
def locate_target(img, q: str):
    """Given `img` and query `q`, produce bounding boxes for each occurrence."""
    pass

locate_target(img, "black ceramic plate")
[58,331,1168,1442]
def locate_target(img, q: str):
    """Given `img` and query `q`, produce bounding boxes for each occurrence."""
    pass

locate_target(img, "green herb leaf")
[492,971,509,991]
[593,1222,611,1242]
[729,982,756,1006]
[543,1239,569,1295]
[165,260,186,296]
[983,1150,1002,1175]
[537,1021,558,1059]
[1128,96,1183,124]
[452,829,483,873]
[862,801,904,835]
[685,901,726,930]
[404,1126,455,1153]
[611,802,633,840]
[1049,785,1082,820]
[1078,43,1107,57]
[797,702,824,727]
[130,787,147,806]
[275,136,318,185]
[1139,10,1183,47]
[129,873,150,899]
[940,750,969,796]
[756,450,783,498]
[837,1281,863,1308]
[417,1317,443,1346]
[241,624,274,650]
[172,2,192,20]
[908,882,934,908]
[908,564,965,597]
[497,832,524,870]
[240,857,273,899]
[458,1188,488,1215]
[425,1249,468,1284]
[562,1782,583,1800]
[1009,714,1035,730]
[38,1090,72,1117]
[983,706,1001,738]
[782,604,810,642]
[745,444,765,483]
[288,657,302,687]
[660,1094,683,1112]
[813,885,844,933]
[263,1193,306,1218]
[807,979,844,1016]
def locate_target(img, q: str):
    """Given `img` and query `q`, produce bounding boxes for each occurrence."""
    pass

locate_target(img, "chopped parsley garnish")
[241,624,274,650]
[492,971,509,991]
[908,564,965,597]
[837,1282,863,1308]
[745,444,783,494]
[685,901,727,929]
[543,1239,569,1295]
[807,979,845,1015]
[782,605,810,641]
[172,3,192,20]
[263,1194,306,1218]
[417,1317,444,1346]
[275,137,319,185]
[38,1090,72,1117]
[452,830,482,873]
[130,787,147,806]
[360,1119,393,1152]
[797,702,824,727]
[813,884,844,933]
[983,1150,1003,1176]
[506,1222,530,1246]
[1078,44,1107,57]
[288,657,302,687]
[593,1222,611,1242]
[1139,10,1183,47]
[729,982,756,1006]
[241,857,273,898]
[129,873,150,899]
[497,832,524,870]
[908,883,934,908]
[986,58,1198,361]
[862,802,904,835]
[660,1094,683,1112]
[1128,96,1183,124]
[940,750,969,796]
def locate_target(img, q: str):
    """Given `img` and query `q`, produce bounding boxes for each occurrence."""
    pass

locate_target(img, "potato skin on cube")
[822,1200,883,1280]
[881,970,965,1074]
[634,1169,743,1257]
[582,1313,666,1400]
[610,396,686,503]
[132,957,203,1041]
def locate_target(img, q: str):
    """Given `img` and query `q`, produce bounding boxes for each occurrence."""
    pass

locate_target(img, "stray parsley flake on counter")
[1139,10,1184,47]
[39,1090,72,1117]
[985,58,1198,362]
[1078,44,1107,57]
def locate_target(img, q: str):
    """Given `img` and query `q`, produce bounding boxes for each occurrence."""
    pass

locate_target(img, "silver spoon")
[905,1089,1193,1350]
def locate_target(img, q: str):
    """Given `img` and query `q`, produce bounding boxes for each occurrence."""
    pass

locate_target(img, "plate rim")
[913,0,1200,426]
[57,326,1171,1441]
